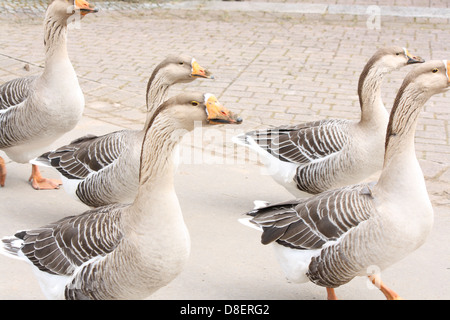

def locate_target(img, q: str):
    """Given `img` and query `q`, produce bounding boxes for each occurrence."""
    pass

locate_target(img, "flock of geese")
[0,0,448,300]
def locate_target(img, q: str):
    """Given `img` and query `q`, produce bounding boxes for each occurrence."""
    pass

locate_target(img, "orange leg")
[326,287,338,300]
[368,275,403,300]
[29,164,62,190]
[0,156,6,187]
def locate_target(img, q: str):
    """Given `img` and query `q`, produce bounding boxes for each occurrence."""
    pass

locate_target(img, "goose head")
[371,46,424,72]
[384,60,449,154]
[401,60,450,95]
[47,0,98,21]
[153,92,242,131]
[152,55,213,86]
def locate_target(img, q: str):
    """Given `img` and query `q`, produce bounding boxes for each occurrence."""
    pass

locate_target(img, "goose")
[32,55,212,207]
[0,92,242,300]
[240,60,450,300]
[233,47,424,197]
[0,0,98,189]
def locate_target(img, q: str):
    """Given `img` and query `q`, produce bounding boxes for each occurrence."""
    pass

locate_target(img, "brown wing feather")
[244,119,349,165]
[37,131,127,180]
[247,184,374,250]
[17,204,125,276]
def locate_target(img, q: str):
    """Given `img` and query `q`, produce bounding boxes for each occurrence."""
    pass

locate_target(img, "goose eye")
[396,52,400,56]
[179,62,184,65]
[432,68,438,73]
[191,101,199,106]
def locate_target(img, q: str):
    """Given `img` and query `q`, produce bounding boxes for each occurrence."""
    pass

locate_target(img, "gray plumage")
[2,203,125,299]
[233,47,424,197]
[0,76,37,111]
[241,119,350,194]
[247,183,374,287]
[243,60,449,298]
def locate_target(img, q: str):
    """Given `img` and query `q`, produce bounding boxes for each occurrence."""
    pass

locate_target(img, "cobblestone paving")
[0,1,449,206]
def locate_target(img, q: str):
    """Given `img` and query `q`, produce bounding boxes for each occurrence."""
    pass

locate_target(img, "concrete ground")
[0,0,449,300]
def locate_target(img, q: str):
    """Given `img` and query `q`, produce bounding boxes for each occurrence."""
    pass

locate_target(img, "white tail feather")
[29,156,51,167]
[0,236,24,260]
[253,200,270,209]
[238,218,262,232]
[231,133,249,147]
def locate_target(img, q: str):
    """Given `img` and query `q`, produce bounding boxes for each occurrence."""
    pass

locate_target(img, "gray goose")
[240,60,450,300]
[32,55,212,207]
[0,92,242,300]
[0,0,97,189]
[233,47,424,197]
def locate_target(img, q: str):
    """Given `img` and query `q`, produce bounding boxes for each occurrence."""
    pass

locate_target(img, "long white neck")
[41,12,73,80]
[129,111,189,226]
[357,62,390,126]
[143,72,172,129]
[123,111,192,266]
[375,84,430,195]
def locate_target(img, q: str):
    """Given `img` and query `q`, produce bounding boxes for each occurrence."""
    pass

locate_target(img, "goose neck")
[358,63,389,124]
[136,113,187,197]
[43,14,69,63]
[376,85,429,192]
[127,112,189,230]
[143,73,172,128]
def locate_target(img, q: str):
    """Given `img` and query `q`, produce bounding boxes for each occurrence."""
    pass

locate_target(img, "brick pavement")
[0,0,449,205]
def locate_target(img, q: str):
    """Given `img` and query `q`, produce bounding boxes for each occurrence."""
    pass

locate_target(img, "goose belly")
[107,231,191,300]
[3,136,65,163]
[1,92,84,163]
[374,201,434,263]
[40,90,85,134]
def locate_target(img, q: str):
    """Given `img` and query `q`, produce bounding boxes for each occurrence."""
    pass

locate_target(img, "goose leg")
[326,287,338,300]
[368,275,403,300]
[29,164,62,190]
[0,156,6,187]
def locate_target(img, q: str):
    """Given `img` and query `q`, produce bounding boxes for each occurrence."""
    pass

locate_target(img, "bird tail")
[238,200,272,232]
[0,234,24,260]
[231,132,250,147]
[29,152,52,167]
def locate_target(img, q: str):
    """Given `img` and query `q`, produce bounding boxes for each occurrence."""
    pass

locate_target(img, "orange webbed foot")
[29,164,62,190]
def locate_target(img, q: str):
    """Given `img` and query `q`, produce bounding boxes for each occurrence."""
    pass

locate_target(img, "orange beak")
[75,0,98,15]
[191,59,214,79]
[205,94,242,125]
[404,48,425,65]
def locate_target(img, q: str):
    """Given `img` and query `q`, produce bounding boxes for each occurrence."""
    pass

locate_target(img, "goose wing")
[37,130,129,180]
[11,204,125,276]
[243,119,350,165]
[0,76,37,110]
[246,183,375,250]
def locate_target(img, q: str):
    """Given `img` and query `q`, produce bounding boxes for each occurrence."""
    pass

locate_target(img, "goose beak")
[205,94,243,125]
[405,49,424,65]
[191,60,214,79]
[75,0,98,15]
